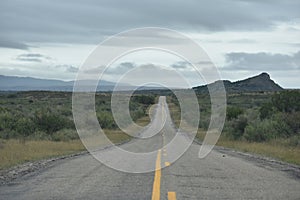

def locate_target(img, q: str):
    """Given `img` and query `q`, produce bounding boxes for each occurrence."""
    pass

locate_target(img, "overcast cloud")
[15,53,52,63]
[224,51,300,71]
[1,0,300,45]
[0,0,299,87]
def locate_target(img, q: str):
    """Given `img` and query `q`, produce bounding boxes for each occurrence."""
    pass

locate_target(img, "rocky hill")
[193,72,283,93]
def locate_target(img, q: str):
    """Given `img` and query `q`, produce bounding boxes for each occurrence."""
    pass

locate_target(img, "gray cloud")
[56,64,79,73]
[106,62,137,74]
[66,66,79,73]
[224,51,300,71]
[0,39,29,50]
[15,53,52,63]
[1,0,300,45]
[171,61,190,69]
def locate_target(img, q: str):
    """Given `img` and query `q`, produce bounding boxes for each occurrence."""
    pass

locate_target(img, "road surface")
[0,96,299,199]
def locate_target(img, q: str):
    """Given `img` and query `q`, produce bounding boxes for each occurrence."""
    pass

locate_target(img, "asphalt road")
[0,96,300,200]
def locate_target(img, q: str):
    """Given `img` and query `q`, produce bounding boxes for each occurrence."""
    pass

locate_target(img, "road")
[0,96,300,199]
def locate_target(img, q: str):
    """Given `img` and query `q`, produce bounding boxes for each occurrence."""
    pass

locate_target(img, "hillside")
[193,72,283,93]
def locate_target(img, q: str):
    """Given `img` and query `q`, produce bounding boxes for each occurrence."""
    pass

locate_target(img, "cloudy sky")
[0,0,299,88]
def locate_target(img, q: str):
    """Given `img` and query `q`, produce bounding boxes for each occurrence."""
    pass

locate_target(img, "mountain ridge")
[193,72,283,93]
[0,75,116,91]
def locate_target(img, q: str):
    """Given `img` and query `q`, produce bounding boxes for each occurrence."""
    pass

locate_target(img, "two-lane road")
[1,97,299,199]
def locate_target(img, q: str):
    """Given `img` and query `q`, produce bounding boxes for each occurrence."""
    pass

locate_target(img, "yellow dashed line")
[168,192,177,200]
[165,162,170,167]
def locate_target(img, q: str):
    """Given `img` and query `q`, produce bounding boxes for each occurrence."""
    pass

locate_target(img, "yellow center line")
[168,192,177,200]
[152,98,177,200]
[151,150,161,200]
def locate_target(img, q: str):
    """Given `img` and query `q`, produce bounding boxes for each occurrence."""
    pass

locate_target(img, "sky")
[0,0,299,88]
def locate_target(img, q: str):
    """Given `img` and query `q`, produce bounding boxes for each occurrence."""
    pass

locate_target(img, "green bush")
[0,112,17,131]
[283,111,300,134]
[16,117,35,139]
[97,111,117,129]
[199,117,210,130]
[271,113,293,138]
[272,90,300,113]
[132,95,155,105]
[230,115,248,140]
[259,102,275,119]
[244,116,292,142]
[131,108,145,122]
[34,109,74,134]
[244,120,274,142]
[227,106,244,120]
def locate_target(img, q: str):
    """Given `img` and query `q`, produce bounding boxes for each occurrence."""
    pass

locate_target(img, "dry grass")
[104,129,131,144]
[0,129,134,170]
[166,101,181,128]
[136,113,151,127]
[0,139,85,170]
[196,130,300,165]
[217,139,300,165]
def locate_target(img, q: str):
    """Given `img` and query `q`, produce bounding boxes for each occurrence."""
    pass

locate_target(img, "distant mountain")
[193,72,283,93]
[0,73,284,92]
[0,75,117,91]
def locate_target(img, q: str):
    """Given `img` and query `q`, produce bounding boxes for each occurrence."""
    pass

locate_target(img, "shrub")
[0,112,17,131]
[259,102,275,119]
[230,115,248,140]
[132,95,155,105]
[271,113,293,138]
[244,116,291,142]
[34,109,73,134]
[97,111,117,129]
[199,117,210,130]
[6,94,17,98]
[131,108,145,122]
[283,111,300,135]
[227,106,244,120]
[15,117,35,139]
[244,120,273,142]
[271,90,300,113]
